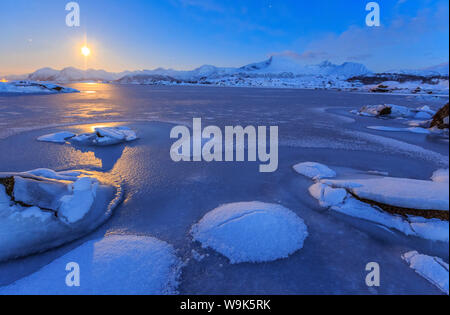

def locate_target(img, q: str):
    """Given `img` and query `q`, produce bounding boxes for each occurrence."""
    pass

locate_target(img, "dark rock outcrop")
[430,103,449,129]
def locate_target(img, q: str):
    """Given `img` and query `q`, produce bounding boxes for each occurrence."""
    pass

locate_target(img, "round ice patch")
[191,201,308,264]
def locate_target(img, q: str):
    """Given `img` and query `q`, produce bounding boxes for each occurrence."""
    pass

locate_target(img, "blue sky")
[0,0,448,75]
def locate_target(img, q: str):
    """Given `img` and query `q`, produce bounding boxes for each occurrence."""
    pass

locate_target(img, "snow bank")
[293,162,337,180]
[0,169,121,262]
[0,235,182,295]
[191,202,308,264]
[38,127,137,146]
[402,251,449,295]
[0,81,79,94]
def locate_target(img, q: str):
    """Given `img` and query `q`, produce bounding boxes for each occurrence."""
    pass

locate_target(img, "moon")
[81,46,91,57]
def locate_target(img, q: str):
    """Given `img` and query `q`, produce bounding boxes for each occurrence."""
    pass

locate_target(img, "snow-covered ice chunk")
[0,235,182,295]
[322,177,449,211]
[293,162,336,180]
[0,169,121,262]
[330,197,416,236]
[308,183,347,208]
[402,251,449,295]
[70,126,137,146]
[58,177,98,224]
[432,169,449,183]
[37,132,76,144]
[408,217,449,243]
[191,202,308,264]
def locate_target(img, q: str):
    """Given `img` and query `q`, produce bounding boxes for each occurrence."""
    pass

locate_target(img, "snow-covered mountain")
[237,57,371,78]
[28,67,131,82]
[25,56,372,84]
[386,62,449,77]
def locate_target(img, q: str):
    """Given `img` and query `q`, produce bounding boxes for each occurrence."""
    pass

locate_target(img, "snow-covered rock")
[293,162,337,180]
[355,104,436,120]
[402,251,449,295]
[0,235,182,295]
[322,177,449,211]
[191,202,308,264]
[0,81,79,94]
[37,132,76,144]
[302,163,449,242]
[0,169,121,262]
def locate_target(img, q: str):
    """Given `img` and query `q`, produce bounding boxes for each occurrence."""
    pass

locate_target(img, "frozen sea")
[0,83,448,294]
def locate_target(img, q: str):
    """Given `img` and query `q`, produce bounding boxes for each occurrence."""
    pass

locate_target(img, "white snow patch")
[402,251,449,295]
[293,162,337,180]
[191,202,308,264]
[0,235,182,295]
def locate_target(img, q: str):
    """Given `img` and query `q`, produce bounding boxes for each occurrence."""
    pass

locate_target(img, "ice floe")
[0,169,122,262]
[296,162,449,242]
[293,162,337,180]
[0,235,182,295]
[38,127,137,146]
[37,132,76,144]
[402,251,449,295]
[0,81,79,94]
[191,202,308,264]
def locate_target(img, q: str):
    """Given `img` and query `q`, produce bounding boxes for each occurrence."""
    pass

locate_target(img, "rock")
[430,103,449,129]
[370,84,391,93]
[359,104,392,116]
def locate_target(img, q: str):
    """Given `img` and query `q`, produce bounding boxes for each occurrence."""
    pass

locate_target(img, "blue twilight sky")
[0,0,448,75]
